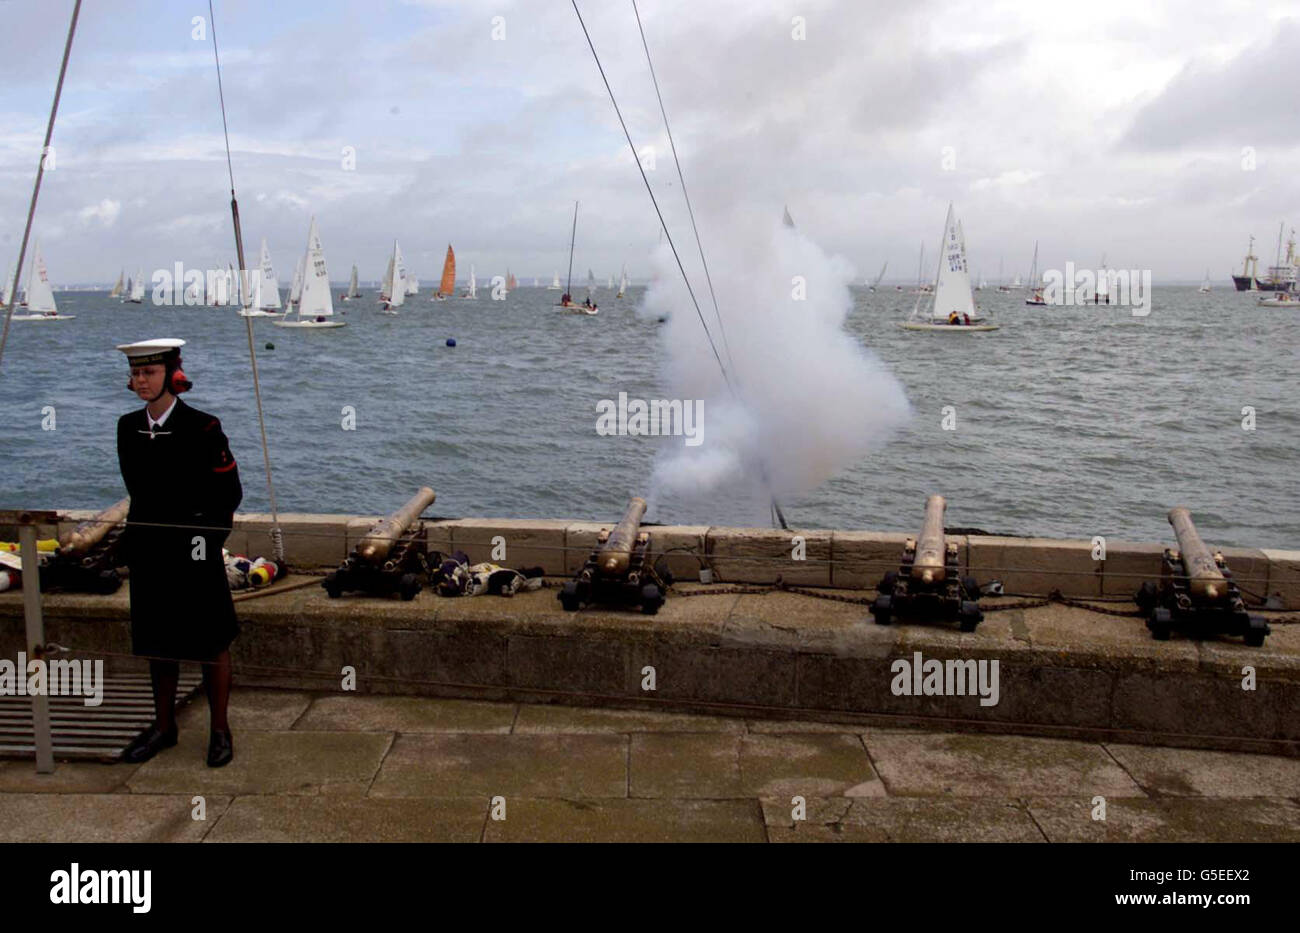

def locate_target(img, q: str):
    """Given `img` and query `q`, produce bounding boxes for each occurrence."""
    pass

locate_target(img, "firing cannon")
[1134,507,1269,646]
[559,496,670,614]
[870,495,981,631]
[322,487,435,601]
[39,498,129,593]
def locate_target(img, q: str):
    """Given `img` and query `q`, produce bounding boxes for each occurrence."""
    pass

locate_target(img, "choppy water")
[2,286,1296,549]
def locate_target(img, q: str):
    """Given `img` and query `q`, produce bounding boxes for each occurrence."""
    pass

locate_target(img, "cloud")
[77,198,121,227]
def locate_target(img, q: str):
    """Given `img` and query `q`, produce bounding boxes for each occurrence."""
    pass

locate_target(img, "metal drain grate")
[0,671,204,762]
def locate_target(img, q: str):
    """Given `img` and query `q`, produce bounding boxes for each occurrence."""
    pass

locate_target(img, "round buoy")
[265,342,274,350]
[446,338,456,347]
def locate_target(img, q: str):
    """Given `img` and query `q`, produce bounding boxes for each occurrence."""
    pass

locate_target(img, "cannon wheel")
[958,600,981,632]
[322,574,343,598]
[398,573,420,601]
[1244,615,1268,647]
[1135,581,1158,613]
[640,583,664,615]
[871,594,892,625]
[558,581,581,612]
[961,576,979,600]
[1149,606,1172,640]
[878,571,898,595]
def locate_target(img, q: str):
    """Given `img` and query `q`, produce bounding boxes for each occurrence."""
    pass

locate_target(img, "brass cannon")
[322,487,436,601]
[40,498,129,594]
[559,497,670,614]
[1134,507,1269,646]
[870,494,981,631]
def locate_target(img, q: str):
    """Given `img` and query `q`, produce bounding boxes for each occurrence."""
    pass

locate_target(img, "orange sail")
[438,245,456,297]
[506,270,517,290]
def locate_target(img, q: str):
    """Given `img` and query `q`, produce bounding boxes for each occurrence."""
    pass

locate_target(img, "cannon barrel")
[911,494,947,583]
[1168,506,1227,600]
[356,487,436,563]
[600,497,647,575]
[59,497,130,556]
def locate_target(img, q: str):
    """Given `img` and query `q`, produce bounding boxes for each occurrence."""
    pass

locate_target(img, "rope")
[206,0,284,562]
[0,0,82,368]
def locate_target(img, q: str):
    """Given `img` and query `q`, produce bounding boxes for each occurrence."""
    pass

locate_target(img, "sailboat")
[557,202,596,315]
[287,256,304,311]
[109,268,125,299]
[1093,254,1110,305]
[184,274,203,306]
[341,264,361,301]
[1025,242,1046,306]
[239,238,284,317]
[616,265,628,298]
[380,255,395,302]
[506,270,517,291]
[460,264,478,299]
[547,271,562,290]
[869,261,888,292]
[128,267,146,304]
[274,216,345,328]
[900,204,998,333]
[1198,269,1211,294]
[432,245,455,300]
[2,268,14,306]
[406,273,419,296]
[607,273,614,289]
[381,241,406,313]
[911,242,932,293]
[12,240,73,320]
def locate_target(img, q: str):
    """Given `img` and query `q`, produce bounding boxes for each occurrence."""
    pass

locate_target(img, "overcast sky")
[0,0,1296,286]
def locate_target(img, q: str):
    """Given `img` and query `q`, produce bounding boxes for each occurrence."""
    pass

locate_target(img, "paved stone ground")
[1,688,1298,842]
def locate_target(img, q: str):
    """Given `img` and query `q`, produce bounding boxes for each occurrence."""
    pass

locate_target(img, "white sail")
[617,265,628,296]
[295,217,334,317]
[467,264,477,299]
[289,256,304,305]
[347,264,360,298]
[129,268,146,303]
[386,241,406,308]
[607,273,614,289]
[1199,269,1211,293]
[549,271,561,290]
[109,268,124,298]
[1027,242,1039,288]
[1096,254,1109,300]
[26,240,57,313]
[929,205,976,321]
[184,275,203,305]
[406,272,419,296]
[381,256,394,300]
[258,238,281,309]
[2,269,13,305]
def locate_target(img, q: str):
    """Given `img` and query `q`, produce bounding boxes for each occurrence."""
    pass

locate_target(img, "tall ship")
[1232,228,1296,292]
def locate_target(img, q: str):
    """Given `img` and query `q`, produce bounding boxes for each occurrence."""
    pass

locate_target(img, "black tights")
[149,650,231,733]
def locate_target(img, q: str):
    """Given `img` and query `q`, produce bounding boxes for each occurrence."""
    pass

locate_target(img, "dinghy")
[274,217,345,328]
[1025,242,1047,305]
[1257,292,1299,307]
[616,265,628,298]
[12,240,74,320]
[459,264,478,299]
[127,267,146,304]
[109,268,125,299]
[547,271,562,290]
[380,241,406,313]
[341,264,361,301]
[900,204,998,333]
[556,202,596,314]
[239,238,284,317]
[1198,270,1211,294]
[432,245,455,300]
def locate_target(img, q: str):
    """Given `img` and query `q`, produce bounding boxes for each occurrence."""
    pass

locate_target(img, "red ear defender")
[170,366,192,393]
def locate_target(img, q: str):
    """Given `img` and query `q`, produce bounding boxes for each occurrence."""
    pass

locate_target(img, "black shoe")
[122,724,178,764]
[207,730,233,768]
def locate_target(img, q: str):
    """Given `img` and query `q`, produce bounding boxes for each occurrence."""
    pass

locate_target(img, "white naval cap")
[115,338,185,364]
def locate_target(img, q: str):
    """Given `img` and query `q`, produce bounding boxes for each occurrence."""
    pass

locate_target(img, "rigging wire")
[0,0,82,368]
[569,0,732,394]
[574,0,789,529]
[208,0,285,562]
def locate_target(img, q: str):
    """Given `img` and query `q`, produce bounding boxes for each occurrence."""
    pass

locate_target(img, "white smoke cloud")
[77,198,121,228]
[644,215,911,519]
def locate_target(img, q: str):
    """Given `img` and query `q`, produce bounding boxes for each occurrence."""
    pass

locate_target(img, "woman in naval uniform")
[115,339,242,767]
